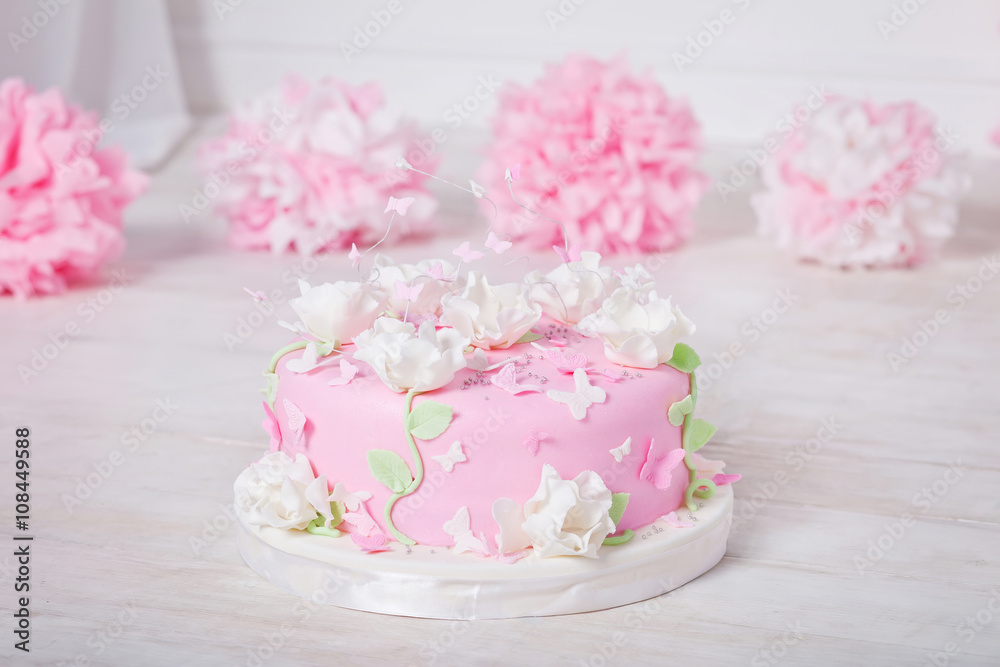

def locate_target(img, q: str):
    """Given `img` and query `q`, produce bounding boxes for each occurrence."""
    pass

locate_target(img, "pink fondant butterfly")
[485,231,512,255]
[426,261,453,282]
[283,399,306,446]
[328,358,359,387]
[395,280,424,303]
[712,473,742,486]
[553,242,582,263]
[523,428,549,456]
[261,401,281,452]
[343,509,379,537]
[348,243,361,268]
[505,163,521,182]
[243,287,267,302]
[452,241,484,263]
[639,439,686,490]
[351,532,389,553]
[384,196,415,216]
[662,511,693,529]
[543,348,588,374]
[491,363,542,395]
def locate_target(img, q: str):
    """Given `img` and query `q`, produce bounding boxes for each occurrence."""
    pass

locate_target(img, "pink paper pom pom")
[197,75,438,254]
[753,96,970,269]
[0,78,148,298]
[477,54,707,254]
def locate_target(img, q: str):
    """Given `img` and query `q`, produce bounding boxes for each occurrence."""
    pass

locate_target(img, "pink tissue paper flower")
[197,75,438,254]
[0,78,148,298]
[477,54,707,254]
[752,95,970,269]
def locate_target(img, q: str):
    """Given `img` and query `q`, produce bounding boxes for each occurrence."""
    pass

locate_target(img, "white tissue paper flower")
[352,317,469,392]
[234,452,335,530]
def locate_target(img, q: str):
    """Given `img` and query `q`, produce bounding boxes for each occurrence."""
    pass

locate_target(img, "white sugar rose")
[526,252,618,324]
[352,317,469,393]
[439,272,541,349]
[576,287,695,369]
[493,464,615,559]
[234,452,336,530]
[290,279,387,345]
[372,254,457,321]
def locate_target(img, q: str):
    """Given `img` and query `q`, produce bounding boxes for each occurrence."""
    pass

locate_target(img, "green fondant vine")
[602,492,634,546]
[666,343,720,513]
[369,391,454,546]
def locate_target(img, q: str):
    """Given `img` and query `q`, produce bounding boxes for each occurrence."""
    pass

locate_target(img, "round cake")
[234,245,738,618]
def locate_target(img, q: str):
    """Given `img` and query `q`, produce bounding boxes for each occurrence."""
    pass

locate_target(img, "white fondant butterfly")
[432,441,467,473]
[328,358,359,387]
[283,399,306,445]
[286,342,336,374]
[443,506,487,555]
[330,483,372,512]
[546,368,607,420]
[610,436,632,463]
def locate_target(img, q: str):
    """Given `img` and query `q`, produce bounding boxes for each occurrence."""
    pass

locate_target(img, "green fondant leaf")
[514,331,544,344]
[406,400,454,440]
[667,394,694,426]
[664,343,701,373]
[684,418,717,452]
[609,492,630,526]
[463,345,475,354]
[328,501,345,529]
[261,371,279,408]
[367,449,413,493]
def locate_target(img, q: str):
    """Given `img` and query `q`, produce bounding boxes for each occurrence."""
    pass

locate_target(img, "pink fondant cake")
[234,178,738,617]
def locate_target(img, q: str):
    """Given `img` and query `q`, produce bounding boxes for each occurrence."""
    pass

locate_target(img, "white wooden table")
[3,127,999,666]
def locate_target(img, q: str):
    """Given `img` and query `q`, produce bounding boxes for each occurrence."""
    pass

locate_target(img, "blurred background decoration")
[0,0,998,276]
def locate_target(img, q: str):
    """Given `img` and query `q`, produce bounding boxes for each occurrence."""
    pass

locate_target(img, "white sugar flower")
[234,452,335,530]
[576,287,695,369]
[289,279,387,345]
[352,317,469,393]
[372,254,457,320]
[439,272,541,349]
[492,465,615,558]
[526,252,617,324]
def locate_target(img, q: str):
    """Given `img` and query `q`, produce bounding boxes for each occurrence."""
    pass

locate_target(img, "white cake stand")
[236,484,733,619]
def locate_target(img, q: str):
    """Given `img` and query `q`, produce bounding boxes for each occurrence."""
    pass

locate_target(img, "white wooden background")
[1,119,999,664]
[167,0,1000,155]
